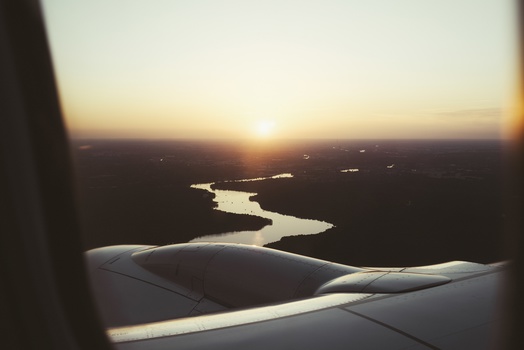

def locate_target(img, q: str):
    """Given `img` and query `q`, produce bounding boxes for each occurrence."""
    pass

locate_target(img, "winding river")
[189,174,334,246]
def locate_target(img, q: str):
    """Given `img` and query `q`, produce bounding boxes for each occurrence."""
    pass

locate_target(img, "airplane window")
[38,1,520,347]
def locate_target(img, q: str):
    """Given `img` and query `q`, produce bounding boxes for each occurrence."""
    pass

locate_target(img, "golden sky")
[42,0,517,140]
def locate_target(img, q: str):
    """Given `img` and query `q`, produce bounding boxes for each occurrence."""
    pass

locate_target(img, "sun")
[254,120,276,138]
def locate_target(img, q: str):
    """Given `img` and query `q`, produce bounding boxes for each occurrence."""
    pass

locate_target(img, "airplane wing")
[86,243,506,349]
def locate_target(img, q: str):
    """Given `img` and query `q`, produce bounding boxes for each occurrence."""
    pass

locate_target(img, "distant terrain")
[73,139,506,266]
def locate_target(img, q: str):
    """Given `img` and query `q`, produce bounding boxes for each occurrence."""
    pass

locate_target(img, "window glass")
[41,0,516,266]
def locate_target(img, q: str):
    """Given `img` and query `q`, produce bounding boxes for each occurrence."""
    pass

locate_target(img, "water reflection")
[190,174,334,246]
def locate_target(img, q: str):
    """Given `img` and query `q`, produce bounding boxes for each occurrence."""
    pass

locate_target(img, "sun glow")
[254,120,276,138]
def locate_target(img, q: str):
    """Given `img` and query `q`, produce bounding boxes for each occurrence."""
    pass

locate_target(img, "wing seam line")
[342,309,441,350]
[98,267,199,301]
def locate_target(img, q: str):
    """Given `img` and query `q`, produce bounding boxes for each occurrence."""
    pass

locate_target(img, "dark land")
[73,138,507,267]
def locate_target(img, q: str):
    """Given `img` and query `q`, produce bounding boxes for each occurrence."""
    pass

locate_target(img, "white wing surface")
[86,243,505,349]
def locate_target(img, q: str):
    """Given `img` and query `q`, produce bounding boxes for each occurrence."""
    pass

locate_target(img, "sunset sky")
[41,0,517,140]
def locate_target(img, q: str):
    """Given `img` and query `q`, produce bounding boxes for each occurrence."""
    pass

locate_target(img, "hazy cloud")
[433,108,503,123]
